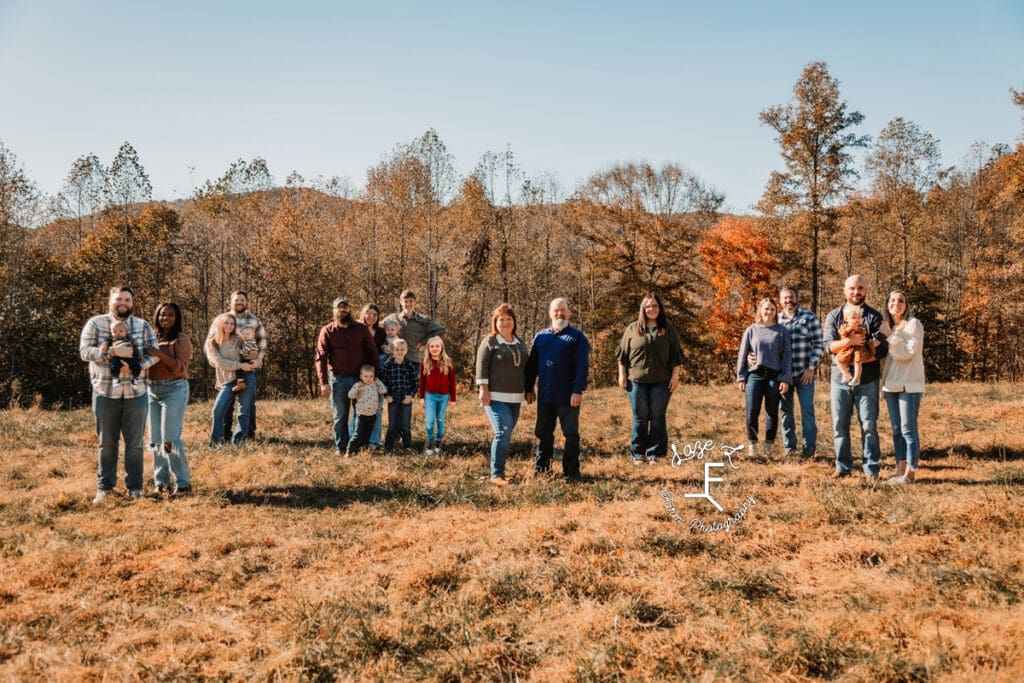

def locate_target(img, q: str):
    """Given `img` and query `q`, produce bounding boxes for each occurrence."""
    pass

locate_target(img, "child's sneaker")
[424,441,435,455]
[434,440,443,456]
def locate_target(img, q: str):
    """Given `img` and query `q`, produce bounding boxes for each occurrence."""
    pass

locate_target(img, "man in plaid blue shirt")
[79,286,158,503]
[778,287,824,458]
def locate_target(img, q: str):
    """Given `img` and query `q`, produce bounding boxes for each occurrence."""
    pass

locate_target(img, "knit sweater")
[736,323,792,385]
[882,317,926,394]
[476,335,528,403]
[419,362,456,401]
[205,336,246,389]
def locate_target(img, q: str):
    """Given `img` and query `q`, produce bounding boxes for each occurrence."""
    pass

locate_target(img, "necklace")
[501,337,521,367]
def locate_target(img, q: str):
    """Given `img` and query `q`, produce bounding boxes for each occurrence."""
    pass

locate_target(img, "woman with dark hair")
[736,297,792,458]
[880,290,926,484]
[145,302,193,496]
[350,303,385,447]
[205,313,256,446]
[617,293,684,464]
[359,303,386,353]
[476,303,529,485]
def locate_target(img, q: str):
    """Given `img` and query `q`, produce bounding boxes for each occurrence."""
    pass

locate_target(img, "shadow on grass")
[924,446,1024,462]
[221,485,434,509]
[261,437,335,449]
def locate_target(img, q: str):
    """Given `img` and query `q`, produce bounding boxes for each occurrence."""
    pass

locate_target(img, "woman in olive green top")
[617,293,683,464]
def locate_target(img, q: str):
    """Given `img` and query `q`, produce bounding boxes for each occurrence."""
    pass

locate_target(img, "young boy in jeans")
[380,339,418,451]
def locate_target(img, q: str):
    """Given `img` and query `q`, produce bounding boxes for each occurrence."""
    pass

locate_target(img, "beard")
[335,312,352,325]
[551,317,569,331]
[847,294,865,306]
[112,304,133,319]
[233,304,248,315]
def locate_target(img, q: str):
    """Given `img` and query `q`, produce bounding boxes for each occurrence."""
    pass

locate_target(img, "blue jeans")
[93,392,148,492]
[745,368,781,443]
[535,402,581,476]
[625,380,671,461]
[209,372,256,446]
[349,409,382,446]
[224,369,258,439]
[386,400,413,449]
[884,391,923,470]
[780,378,817,455]
[148,379,191,489]
[831,379,881,475]
[484,401,521,478]
[423,392,450,442]
[329,374,358,452]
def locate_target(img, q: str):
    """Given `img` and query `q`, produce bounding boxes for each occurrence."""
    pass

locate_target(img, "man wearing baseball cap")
[315,297,379,454]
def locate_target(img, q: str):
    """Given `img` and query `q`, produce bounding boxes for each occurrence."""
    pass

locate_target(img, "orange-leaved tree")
[698,216,779,377]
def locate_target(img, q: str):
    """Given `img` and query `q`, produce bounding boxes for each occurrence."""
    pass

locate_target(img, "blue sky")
[1,0,1021,212]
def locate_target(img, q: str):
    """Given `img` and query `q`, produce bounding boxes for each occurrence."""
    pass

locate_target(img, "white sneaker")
[747,442,759,457]
[92,490,109,505]
[128,489,143,501]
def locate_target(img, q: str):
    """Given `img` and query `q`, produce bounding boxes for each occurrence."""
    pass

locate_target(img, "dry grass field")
[1,383,1023,681]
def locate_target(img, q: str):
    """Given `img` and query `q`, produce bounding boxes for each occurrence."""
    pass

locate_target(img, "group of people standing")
[79,276,925,504]
[737,275,926,484]
[313,292,593,486]
[80,288,268,502]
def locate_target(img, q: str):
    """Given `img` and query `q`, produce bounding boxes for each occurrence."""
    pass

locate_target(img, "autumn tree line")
[1,62,1022,408]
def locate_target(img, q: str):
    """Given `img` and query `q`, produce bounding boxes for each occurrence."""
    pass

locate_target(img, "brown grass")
[1,383,1023,681]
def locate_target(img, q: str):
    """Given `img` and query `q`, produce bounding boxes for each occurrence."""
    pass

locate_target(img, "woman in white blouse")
[880,290,925,484]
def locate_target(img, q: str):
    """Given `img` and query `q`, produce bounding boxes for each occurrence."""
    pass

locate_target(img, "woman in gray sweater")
[476,303,529,486]
[736,297,792,458]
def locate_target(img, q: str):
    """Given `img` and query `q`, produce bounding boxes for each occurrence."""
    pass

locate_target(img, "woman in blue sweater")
[737,297,792,458]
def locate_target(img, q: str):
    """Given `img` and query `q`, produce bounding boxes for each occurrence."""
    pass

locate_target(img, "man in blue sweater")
[525,298,591,480]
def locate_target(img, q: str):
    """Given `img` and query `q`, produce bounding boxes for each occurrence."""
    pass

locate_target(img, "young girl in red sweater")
[419,336,456,454]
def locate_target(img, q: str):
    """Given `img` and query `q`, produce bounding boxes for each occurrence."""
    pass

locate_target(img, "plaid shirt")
[79,314,158,399]
[380,359,418,400]
[778,307,824,374]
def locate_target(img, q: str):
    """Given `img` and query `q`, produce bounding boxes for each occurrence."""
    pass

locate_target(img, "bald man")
[525,298,591,480]
[824,275,889,483]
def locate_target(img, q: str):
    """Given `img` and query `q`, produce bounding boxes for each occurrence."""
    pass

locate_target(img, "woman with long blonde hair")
[205,313,255,447]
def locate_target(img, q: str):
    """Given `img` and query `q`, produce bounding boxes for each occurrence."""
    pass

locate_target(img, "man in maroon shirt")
[315,297,379,454]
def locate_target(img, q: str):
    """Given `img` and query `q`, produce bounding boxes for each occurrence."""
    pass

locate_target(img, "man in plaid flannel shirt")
[79,286,158,503]
[778,287,824,458]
